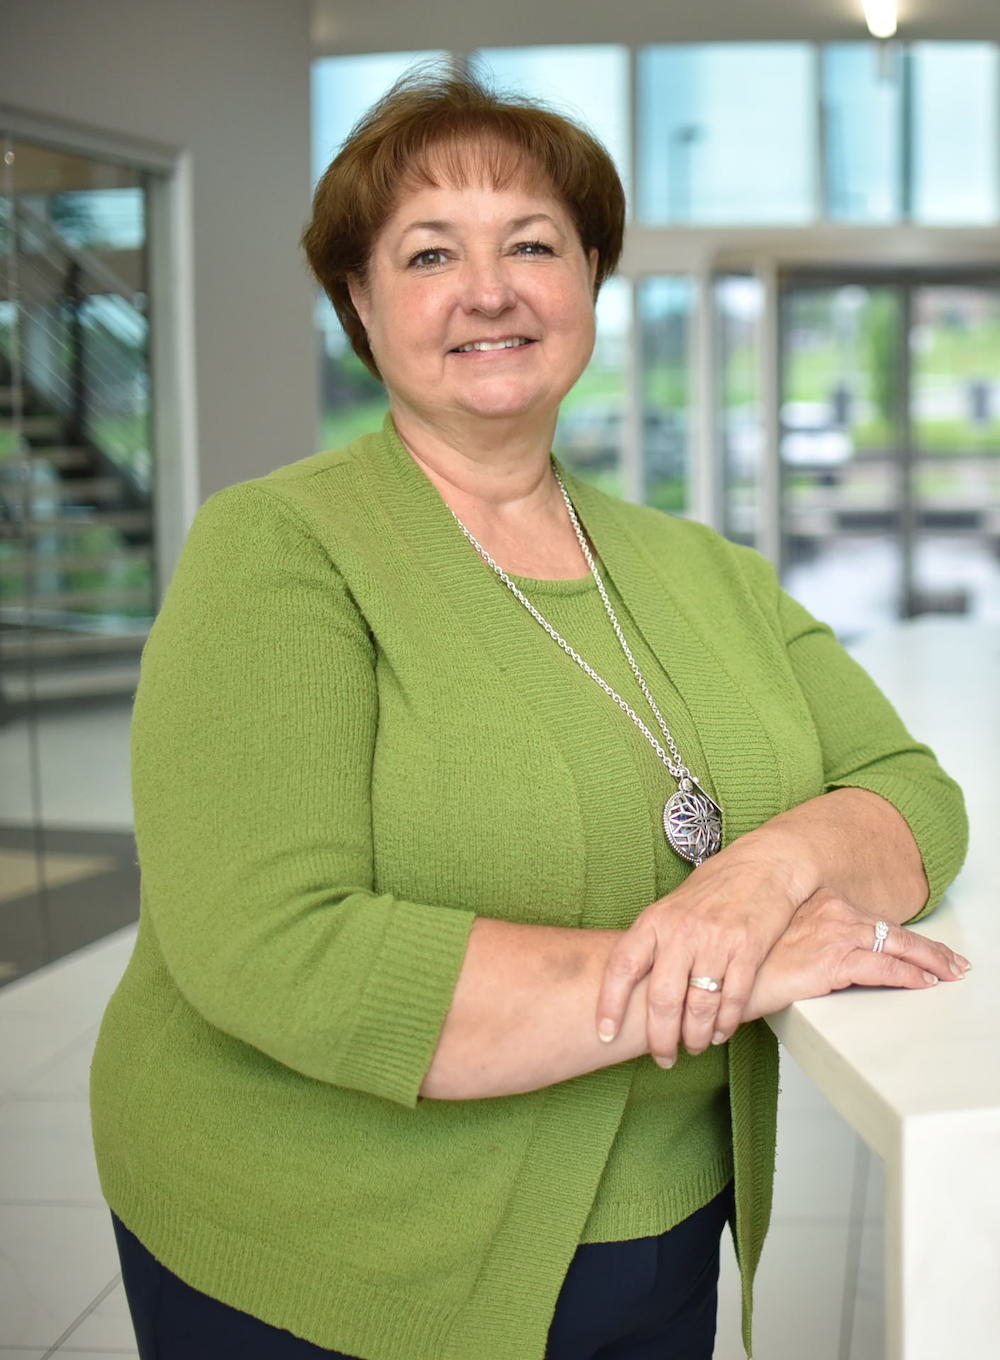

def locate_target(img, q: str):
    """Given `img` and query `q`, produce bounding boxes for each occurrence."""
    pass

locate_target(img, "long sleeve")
[131,480,475,1106]
[755,557,968,920]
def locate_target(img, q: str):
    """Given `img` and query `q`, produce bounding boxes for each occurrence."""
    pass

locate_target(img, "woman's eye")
[409,248,448,269]
[515,240,554,257]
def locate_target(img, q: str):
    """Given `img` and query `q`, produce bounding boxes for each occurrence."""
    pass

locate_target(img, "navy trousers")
[112,1184,731,1360]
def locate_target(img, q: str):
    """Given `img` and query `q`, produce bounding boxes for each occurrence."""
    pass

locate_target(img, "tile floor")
[0,924,885,1360]
[0,926,138,1359]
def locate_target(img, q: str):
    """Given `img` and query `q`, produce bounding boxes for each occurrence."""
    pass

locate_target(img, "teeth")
[455,338,531,353]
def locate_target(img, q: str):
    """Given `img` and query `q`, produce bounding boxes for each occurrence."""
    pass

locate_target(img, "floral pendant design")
[663,780,723,866]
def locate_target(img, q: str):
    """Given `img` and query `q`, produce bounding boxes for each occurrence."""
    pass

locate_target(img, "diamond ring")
[688,976,722,993]
[872,920,890,953]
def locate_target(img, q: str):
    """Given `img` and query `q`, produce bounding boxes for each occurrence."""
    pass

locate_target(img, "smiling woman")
[91,67,968,1360]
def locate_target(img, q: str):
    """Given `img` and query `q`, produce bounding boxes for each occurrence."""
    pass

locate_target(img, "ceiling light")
[862,1,897,39]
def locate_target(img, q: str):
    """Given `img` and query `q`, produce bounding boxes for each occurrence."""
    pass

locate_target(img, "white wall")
[1,0,317,503]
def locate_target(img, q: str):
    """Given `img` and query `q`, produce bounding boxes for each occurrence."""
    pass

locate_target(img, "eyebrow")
[397,213,562,240]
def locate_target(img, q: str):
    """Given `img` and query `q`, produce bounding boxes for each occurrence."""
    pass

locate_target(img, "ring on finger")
[688,975,722,993]
[872,920,890,954]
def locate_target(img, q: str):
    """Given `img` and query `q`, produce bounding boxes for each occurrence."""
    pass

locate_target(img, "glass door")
[0,129,156,984]
[910,283,1000,618]
[778,270,1000,638]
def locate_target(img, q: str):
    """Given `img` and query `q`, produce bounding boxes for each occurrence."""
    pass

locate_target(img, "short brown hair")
[301,67,626,377]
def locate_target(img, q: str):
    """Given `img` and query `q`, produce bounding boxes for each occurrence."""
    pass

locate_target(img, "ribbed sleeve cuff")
[828,769,968,923]
[327,900,476,1107]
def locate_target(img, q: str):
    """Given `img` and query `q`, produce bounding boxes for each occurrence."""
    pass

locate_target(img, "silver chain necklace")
[450,469,723,866]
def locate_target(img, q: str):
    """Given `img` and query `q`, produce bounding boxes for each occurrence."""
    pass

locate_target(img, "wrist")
[733,822,820,914]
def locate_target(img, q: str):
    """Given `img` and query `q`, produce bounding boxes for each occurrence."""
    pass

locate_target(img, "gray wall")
[1,0,317,502]
[312,0,1000,54]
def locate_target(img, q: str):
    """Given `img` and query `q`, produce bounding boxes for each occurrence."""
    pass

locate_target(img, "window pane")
[911,43,1000,224]
[638,44,816,224]
[911,284,1000,622]
[717,276,765,547]
[555,278,630,498]
[638,277,694,513]
[780,284,904,638]
[823,43,902,222]
[312,52,447,183]
[475,47,630,203]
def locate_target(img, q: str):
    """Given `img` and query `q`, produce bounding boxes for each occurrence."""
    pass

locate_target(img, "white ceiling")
[312,0,1000,55]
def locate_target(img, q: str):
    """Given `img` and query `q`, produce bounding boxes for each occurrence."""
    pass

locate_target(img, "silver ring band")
[872,920,890,953]
[688,976,722,992]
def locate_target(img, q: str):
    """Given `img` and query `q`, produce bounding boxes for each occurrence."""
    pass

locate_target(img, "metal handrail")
[12,196,143,306]
[9,296,141,398]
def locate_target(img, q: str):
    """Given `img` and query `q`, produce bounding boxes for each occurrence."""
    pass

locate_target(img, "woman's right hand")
[744,889,971,1022]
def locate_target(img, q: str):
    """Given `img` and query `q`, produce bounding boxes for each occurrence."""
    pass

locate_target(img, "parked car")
[780,401,853,483]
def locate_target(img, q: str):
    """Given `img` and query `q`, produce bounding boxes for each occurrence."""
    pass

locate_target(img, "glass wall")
[313,41,1000,232]
[823,44,902,222]
[0,132,154,985]
[911,43,1000,224]
[637,45,816,223]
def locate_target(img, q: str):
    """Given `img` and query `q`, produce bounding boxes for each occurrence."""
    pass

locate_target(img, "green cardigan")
[90,419,967,1359]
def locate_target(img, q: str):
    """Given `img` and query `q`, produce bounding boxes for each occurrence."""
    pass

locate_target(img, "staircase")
[0,199,156,711]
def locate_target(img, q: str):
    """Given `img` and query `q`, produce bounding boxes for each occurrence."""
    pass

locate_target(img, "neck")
[390,404,559,511]
[390,404,591,580]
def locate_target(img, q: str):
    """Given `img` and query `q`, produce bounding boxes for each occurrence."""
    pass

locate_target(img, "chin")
[460,404,556,428]
[454,383,564,424]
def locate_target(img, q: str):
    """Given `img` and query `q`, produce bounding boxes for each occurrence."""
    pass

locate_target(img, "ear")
[347,274,371,330]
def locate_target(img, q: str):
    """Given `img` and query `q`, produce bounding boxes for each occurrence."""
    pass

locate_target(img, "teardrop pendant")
[663,779,723,866]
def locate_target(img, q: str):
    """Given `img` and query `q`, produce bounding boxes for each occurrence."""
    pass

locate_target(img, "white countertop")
[764,618,1000,1359]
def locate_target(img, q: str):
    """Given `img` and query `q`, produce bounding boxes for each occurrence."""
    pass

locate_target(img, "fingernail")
[922,971,939,985]
[655,1056,675,1070]
[961,959,972,972]
[711,1031,726,1046]
[949,960,964,978]
[598,1018,617,1043]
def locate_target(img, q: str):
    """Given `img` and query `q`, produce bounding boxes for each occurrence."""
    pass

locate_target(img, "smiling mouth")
[450,337,535,354]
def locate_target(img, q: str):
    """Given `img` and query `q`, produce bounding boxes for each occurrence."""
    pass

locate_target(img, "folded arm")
[594,549,969,1065]
[140,490,967,1106]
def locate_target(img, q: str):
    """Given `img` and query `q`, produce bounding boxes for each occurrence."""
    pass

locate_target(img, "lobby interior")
[2,2,998,1357]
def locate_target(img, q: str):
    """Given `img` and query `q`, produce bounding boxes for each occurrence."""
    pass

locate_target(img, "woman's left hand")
[595,840,804,1067]
[742,888,969,1021]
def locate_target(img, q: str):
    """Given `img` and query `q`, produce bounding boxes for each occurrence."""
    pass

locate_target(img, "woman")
[91,72,969,1360]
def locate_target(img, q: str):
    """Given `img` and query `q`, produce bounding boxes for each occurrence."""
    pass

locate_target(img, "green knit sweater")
[90,419,967,1360]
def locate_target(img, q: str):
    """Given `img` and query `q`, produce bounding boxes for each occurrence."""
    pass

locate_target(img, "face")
[349,172,598,435]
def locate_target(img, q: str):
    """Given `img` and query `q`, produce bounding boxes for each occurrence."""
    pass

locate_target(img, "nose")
[459,255,516,316]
